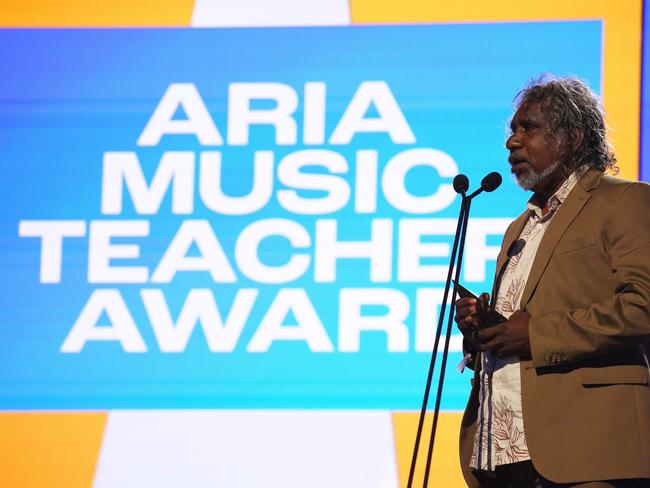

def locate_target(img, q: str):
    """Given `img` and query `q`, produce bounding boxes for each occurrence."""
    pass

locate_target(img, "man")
[455,77,650,488]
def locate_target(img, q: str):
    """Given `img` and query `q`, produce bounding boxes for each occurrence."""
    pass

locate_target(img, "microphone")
[481,172,502,192]
[453,174,469,194]
[508,238,526,257]
[468,171,502,199]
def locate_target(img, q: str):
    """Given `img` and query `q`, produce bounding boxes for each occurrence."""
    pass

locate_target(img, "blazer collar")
[518,168,603,307]
[494,168,603,277]
[576,167,603,192]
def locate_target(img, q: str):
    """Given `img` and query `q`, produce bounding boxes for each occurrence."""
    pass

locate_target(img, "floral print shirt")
[470,168,585,471]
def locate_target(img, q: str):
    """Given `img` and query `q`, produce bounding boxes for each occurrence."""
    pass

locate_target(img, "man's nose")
[506,132,522,150]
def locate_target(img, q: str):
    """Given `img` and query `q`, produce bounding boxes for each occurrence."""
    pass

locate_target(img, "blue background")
[0,22,602,409]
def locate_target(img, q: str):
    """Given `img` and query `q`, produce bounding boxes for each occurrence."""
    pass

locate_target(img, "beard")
[515,159,563,190]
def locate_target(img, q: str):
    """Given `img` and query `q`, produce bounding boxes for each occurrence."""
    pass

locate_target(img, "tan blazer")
[459,169,650,486]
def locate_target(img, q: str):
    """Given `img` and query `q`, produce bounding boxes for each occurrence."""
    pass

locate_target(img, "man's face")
[506,101,563,192]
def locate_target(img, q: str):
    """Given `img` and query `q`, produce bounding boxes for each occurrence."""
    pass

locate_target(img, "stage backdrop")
[0,1,643,487]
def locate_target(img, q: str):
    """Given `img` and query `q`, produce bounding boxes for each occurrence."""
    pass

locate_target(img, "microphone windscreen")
[481,172,502,192]
[507,238,526,258]
[453,174,469,194]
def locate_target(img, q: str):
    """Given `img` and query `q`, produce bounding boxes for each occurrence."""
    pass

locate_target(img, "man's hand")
[455,292,490,350]
[477,310,531,359]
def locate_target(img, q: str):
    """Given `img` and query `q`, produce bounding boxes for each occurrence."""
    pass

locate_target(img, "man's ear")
[572,128,584,150]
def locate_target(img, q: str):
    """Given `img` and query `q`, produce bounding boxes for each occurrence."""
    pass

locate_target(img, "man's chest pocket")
[545,232,610,303]
[553,233,597,256]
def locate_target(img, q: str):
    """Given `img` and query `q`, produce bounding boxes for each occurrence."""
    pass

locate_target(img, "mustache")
[508,155,528,165]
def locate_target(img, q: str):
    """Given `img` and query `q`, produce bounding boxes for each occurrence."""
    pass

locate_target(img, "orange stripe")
[392,411,465,487]
[0,0,195,27]
[0,412,108,488]
[350,0,642,180]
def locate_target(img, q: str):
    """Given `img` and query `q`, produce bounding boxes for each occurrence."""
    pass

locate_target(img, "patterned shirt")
[470,168,586,471]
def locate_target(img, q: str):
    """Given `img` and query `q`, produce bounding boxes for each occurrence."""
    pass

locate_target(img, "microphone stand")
[406,186,469,488]
[407,173,501,488]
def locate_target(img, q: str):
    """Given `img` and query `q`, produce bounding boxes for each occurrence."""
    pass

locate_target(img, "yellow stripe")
[392,411,465,487]
[0,412,108,488]
[350,0,642,180]
[0,0,195,27]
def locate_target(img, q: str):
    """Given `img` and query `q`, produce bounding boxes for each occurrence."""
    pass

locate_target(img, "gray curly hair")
[513,75,618,173]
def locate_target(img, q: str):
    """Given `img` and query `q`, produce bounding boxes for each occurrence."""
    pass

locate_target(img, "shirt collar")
[526,165,588,220]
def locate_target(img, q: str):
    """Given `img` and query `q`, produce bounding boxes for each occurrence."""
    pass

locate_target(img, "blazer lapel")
[519,169,602,308]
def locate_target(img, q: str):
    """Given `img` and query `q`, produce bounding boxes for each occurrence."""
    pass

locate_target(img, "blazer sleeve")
[528,181,650,368]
